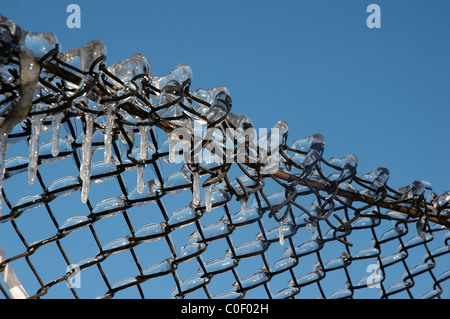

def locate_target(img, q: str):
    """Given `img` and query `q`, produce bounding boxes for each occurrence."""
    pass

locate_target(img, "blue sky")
[1,1,449,299]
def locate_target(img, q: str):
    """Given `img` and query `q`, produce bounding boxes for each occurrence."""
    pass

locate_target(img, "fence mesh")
[0,14,449,299]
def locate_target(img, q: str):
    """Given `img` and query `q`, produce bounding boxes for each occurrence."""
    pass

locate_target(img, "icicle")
[135,126,148,195]
[240,198,247,216]
[81,176,90,203]
[192,171,200,206]
[51,113,63,157]
[104,108,114,163]
[0,132,8,215]
[168,133,176,163]
[80,113,94,181]
[306,222,313,232]
[137,164,144,194]
[80,113,94,203]
[416,218,426,239]
[279,220,285,246]
[139,126,148,161]
[28,115,43,185]
[205,184,213,212]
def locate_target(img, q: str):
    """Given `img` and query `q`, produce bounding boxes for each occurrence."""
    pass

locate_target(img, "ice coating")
[23,31,59,58]
[205,88,232,124]
[61,39,106,72]
[292,133,325,176]
[107,53,150,87]
[8,28,438,226]
[397,180,426,200]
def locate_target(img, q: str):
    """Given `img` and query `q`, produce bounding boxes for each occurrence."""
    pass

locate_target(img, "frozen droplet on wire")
[107,53,150,87]
[205,88,232,124]
[328,154,358,183]
[61,39,106,72]
[158,79,182,108]
[300,134,325,176]
[361,167,390,188]
[397,180,425,201]
[274,120,289,144]
[23,31,59,58]
[170,63,192,84]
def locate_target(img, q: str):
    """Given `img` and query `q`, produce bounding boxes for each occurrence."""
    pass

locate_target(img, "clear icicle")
[51,113,63,157]
[104,109,114,163]
[28,115,43,185]
[240,198,247,216]
[80,113,94,181]
[416,218,426,239]
[0,132,8,215]
[137,164,144,194]
[279,220,285,246]
[192,171,200,206]
[136,126,148,194]
[81,175,90,204]
[205,184,213,212]
[80,113,94,203]
[168,133,176,163]
[139,126,148,161]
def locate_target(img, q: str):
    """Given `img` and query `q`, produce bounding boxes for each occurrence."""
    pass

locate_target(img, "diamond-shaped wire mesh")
[0,14,449,299]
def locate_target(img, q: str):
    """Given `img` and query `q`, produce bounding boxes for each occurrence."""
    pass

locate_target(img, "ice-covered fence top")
[0,13,447,229]
[0,13,449,299]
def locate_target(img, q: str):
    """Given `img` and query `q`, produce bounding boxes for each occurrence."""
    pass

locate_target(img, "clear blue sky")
[1,0,449,299]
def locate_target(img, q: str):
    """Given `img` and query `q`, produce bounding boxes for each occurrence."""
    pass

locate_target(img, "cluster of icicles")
[1,15,449,249]
[0,17,319,249]
[0,20,278,224]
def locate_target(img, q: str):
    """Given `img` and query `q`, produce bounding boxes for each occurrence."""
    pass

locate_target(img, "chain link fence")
[0,14,449,299]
